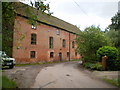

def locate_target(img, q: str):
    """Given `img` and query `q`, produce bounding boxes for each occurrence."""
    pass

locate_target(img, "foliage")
[76,25,110,62]
[2,2,15,56]
[105,30,118,47]
[97,46,120,70]
[105,13,120,48]
[83,62,102,71]
[1,75,17,88]
[0,34,2,51]
[102,78,120,87]
[83,62,93,69]
[31,0,52,15]
[90,62,102,70]
[110,13,120,30]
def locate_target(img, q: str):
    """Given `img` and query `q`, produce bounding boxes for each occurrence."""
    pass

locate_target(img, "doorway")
[59,52,62,61]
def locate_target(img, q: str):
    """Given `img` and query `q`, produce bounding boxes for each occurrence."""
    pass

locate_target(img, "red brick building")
[12,2,81,63]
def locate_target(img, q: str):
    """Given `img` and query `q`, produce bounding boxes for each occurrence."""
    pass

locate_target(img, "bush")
[83,62,93,69]
[90,62,102,70]
[97,46,119,70]
[83,62,102,71]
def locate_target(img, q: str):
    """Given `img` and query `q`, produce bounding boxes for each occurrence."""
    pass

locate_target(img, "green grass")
[103,78,120,87]
[16,59,81,66]
[1,75,17,88]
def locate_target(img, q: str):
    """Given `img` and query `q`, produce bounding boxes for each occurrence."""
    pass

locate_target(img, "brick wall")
[13,15,81,63]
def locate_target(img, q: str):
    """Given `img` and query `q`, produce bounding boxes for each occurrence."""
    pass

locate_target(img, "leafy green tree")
[110,13,120,30]
[76,25,110,62]
[105,30,118,47]
[105,13,120,60]
[106,13,120,48]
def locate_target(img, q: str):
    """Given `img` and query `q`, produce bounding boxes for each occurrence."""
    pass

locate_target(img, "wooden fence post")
[102,56,108,70]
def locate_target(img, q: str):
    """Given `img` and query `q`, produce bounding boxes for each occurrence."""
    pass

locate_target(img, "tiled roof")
[13,2,81,34]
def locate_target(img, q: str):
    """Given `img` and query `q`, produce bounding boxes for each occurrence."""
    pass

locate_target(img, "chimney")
[118,1,120,13]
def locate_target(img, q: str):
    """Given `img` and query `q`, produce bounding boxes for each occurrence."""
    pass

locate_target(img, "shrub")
[83,62,102,71]
[83,62,93,69]
[97,46,119,70]
[90,62,102,71]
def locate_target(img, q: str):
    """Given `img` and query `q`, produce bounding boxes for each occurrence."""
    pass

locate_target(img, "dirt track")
[2,61,117,88]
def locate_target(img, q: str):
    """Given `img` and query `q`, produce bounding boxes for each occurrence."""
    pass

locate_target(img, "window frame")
[72,41,75,48]
[50,52,54,58]
[49,37,53,49]
[67,52,70,57]
[56,30,60,35]
[31,33,37,45]
[30,51,36,58]
[32,24,37,30]
[75,52,77,56]
[62,39,66,48]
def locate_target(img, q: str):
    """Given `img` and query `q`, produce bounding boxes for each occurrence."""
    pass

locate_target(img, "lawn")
[1,75,17,88]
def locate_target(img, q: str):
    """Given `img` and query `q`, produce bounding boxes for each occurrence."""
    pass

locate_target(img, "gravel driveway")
[2,61,117,88]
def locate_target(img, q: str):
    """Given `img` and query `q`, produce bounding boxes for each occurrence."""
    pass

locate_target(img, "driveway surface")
[3,61,117,88]
[31,61,116,88]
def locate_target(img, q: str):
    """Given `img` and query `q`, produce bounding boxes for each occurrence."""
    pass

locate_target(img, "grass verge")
[1,75,17,88]
[16,59,81,66]
[102,78,120,87]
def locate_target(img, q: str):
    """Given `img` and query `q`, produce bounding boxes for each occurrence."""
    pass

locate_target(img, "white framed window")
[32,25,36,29]
[56,30,60,35]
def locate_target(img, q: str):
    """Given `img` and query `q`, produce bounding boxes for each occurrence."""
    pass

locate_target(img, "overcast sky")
[21,0,119,31]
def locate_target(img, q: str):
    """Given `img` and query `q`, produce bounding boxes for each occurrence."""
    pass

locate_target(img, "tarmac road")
[31,61,117,88]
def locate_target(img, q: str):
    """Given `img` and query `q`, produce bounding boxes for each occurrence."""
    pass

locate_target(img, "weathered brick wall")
[13,16,81,63]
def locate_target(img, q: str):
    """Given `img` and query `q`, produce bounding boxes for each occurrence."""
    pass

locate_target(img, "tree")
[76,25,110,62]
[106,12,120,61]
[106,13,120,48]
[110,13,120,30]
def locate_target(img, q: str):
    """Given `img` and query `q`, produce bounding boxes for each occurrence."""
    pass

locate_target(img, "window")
[50,52,54,58]
[56,30,60,35]
[62,39,66,48]
[32,24,36,29]
[67,52,70,57]
[49,37,53,48]
[75,52,77,56]
[72,41,74,48]
[30,51,36,58]
[31,33,36,45]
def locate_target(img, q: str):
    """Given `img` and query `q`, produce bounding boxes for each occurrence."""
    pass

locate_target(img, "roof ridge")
[14,2,80,34]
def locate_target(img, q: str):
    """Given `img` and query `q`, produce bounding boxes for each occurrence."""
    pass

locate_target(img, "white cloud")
[48,0,119,30]
[21,0,119,30]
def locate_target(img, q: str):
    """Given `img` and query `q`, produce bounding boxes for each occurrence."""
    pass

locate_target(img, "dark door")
[59,53,62,61]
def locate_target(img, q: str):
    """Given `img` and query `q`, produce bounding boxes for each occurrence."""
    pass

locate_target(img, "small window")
[32,25,36,29]
[31,33,36,45]
[75,52,77,56]
[62,39,66,48]
[30,51,36,58]
[56,30,60,35]
[49,37,53,48]
[67,52,70,57]
[72,41,74,48]
[50,52,54,58]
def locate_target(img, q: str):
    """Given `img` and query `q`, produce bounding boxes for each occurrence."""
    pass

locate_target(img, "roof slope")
[13,2,80,34]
